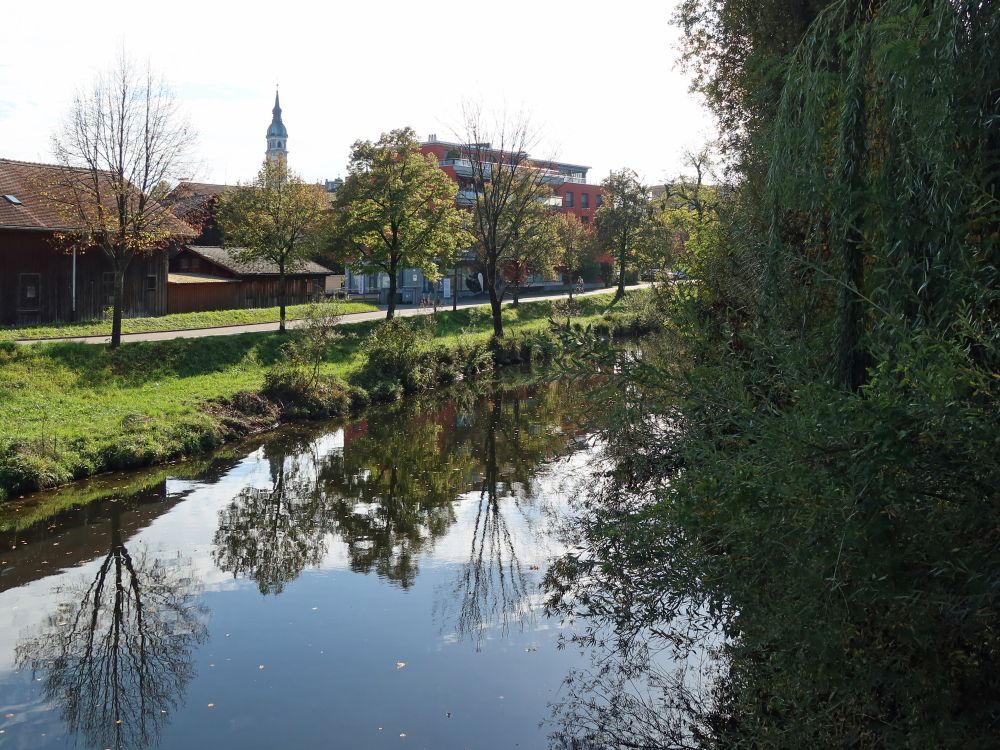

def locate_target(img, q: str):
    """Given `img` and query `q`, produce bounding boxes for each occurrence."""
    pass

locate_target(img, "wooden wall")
[0,230,169,325]
[167,282,241,314]
[166,276,326,314]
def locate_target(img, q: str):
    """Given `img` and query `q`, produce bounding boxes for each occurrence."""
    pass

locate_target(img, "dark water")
[0,377,603,749]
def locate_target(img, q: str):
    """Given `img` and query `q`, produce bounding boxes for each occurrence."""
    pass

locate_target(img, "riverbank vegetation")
[0,291,653,500]
[546,2,1000,748]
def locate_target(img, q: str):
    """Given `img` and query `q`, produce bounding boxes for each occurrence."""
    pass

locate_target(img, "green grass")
[0,301,379,341]
[0,292,633,499]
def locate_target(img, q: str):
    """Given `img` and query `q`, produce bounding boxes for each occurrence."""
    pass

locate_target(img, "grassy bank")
[0,292,653,499]
[0,300,380,341]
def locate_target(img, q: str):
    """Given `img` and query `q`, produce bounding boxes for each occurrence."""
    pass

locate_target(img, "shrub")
[356,317,436,394]
[262,366,352,418]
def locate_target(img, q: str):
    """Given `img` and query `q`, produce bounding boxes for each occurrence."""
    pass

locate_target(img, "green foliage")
[0,292,634,499]
[549,2,1000,748]
[595,169,654,297]
[332,127,469,318]
[215,159,329,330]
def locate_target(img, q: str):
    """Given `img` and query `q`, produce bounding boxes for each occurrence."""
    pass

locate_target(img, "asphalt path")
[17,284,650,345]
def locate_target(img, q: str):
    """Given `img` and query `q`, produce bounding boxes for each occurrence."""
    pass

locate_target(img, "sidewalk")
[18,284,648,345]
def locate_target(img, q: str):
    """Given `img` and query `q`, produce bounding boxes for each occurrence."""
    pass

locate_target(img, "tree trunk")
[512,283,520,308]
[452,263,459,312]
[616,239,627,300]
[278,258,287,333]
[487,267,504,338]
[110,265,125,349]
[386,257,399,319]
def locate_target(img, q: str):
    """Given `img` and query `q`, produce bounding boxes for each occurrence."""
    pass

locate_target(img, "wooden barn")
[168,245,332,314]
[0,158,190,326]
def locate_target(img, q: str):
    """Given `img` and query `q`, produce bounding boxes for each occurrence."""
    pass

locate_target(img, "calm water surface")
[0,377,604,750]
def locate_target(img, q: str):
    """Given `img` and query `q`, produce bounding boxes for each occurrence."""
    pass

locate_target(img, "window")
[146,275,157,292]
[596,194,603,208]
[565,191,574,208]
[3,194,22,205]
[581,193,589,209]
[581,215,590,225]
[18,273,40,309]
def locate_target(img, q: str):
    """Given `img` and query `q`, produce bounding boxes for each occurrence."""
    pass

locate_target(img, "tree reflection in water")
[213,439,330,595]
[16,508,207,750]
[323,412,472,587]
[214,378,597,613]
[449,394,532,647]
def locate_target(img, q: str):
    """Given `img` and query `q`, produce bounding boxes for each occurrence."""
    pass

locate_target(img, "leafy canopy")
[332,127,467,279]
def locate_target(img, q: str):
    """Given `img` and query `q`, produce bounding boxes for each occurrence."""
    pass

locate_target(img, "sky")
[0,0,715,188]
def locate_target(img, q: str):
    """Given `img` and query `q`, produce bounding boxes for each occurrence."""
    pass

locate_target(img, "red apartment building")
[343,136,606,301]
[419,135,603,226]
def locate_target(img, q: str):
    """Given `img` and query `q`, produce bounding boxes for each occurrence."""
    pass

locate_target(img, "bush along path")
[0,291,659,500]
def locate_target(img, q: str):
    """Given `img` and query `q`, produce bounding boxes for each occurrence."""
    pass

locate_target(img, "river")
[0,375,606,749]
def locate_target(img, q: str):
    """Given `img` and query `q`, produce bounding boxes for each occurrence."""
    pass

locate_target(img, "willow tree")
[548,2,1000,748]
[332,127,466,319]
[51,51,195,348]
[216,159,328,332]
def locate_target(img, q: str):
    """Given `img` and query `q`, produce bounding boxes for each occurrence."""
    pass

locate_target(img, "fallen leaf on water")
[259,665,265,670]
[400,733,407,738]
[207,703,215,708]
[395,661,406,669]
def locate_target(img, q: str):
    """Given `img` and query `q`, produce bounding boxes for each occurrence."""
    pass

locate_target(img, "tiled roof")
[186,245,332,276]
[164,181,232,221]
[0,158,194,236]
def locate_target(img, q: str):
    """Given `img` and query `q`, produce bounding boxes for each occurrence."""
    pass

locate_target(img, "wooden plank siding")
[0,229,169,325]
[167,247,328,313]
[166,276,326,314]
[167,281,241,314]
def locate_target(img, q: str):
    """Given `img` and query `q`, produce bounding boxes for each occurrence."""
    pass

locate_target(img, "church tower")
[266,89,288,163]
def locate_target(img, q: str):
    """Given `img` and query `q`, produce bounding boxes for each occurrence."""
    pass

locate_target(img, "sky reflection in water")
[0,378,602,749]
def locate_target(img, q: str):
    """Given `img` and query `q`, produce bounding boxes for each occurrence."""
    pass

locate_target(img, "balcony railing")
[439,158,587,184]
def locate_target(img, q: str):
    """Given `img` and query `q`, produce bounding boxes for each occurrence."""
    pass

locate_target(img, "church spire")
[265,87,288,163]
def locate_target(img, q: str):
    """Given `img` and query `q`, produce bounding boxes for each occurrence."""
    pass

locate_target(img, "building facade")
[343,137,605,302]
[0,159,188,326]
[168,245,330,314]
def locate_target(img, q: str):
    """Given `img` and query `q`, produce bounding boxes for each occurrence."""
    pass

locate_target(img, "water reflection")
[15,508,207,750]
[321,413,474,587]
[452,395,532,646]
[213,439,330,595]
[2,374,606,750]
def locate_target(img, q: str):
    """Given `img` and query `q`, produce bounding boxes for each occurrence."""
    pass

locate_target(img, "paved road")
[18,284,649,345]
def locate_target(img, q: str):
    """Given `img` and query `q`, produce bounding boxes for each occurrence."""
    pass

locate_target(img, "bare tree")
[16,509,207,750]
[51,50,195,348]
[460,108,555,337]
